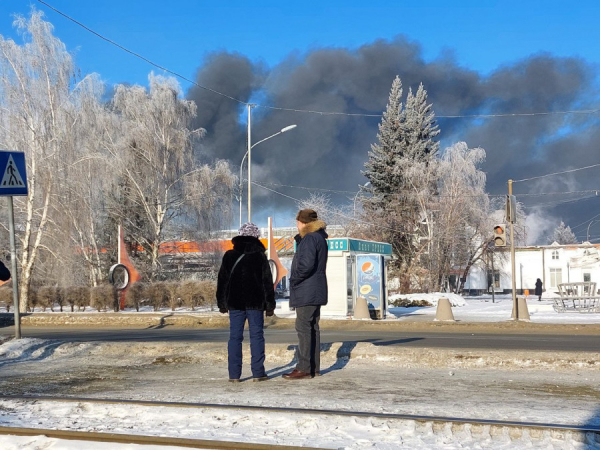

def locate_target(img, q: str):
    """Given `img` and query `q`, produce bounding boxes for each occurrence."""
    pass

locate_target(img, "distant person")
[535,278,543,301]
[0,260,10,282]
[216,222,275,382]
[283,209,328,380]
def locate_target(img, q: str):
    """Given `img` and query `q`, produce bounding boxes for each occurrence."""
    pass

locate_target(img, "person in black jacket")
[535,278,543,301]
[0,260,10,282]
[216,222,275,382]
[283,209,328,380]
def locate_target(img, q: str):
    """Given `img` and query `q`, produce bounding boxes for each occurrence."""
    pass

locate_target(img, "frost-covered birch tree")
[57,76,119,287]
[432,142,494,292]
[296,192,354,236]
[108,75,236,280]
[0,11,84,310]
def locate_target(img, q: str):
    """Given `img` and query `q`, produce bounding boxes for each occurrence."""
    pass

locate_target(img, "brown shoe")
[282,369,312,380]
[253,376,268,382]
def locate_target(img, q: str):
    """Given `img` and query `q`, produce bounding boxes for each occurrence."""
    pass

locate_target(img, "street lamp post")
[353,181,371,217]
[239,118,297,226]
[586,220,598,242]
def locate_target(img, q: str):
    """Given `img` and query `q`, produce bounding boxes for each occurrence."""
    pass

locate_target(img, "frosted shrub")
[26,289,38,312]
[56,287,66,312]
[198,280,217,310]
[125,282,146,312]
[0,286,11,312]
[390,298,432,308]
[146,282,169,311]
[165,282,181,311]
[36,286,58,312]
[90,285,118,312]
[64,286,91,312]
[178,280,203,310]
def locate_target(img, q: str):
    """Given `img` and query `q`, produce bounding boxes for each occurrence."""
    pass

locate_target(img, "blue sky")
[1,1,598,87]
[2,1,600,237]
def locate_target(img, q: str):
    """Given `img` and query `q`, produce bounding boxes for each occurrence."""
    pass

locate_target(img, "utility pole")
[508,179,517,318]
[490,247,495,304]
[247,104,252,222]
[8,196,21,338]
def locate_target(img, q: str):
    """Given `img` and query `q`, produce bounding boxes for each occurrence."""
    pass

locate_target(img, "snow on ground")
[387,294,600,324]
[0,435,185,450]
[13,292,600,324]
[1,296,600,448]
[0,334,599,449]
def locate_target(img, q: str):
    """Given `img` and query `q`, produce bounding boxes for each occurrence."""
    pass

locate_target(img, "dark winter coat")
[289,220,328,308]
[0,260,10,282]
[216,236,275,312]
[534,279,543,296]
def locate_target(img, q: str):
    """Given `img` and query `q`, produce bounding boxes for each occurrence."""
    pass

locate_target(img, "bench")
[553,282,600,313]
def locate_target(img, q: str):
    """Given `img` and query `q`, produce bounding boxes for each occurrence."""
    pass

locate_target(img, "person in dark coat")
[216,222,275,382]
[0,260,10,282]
[535,278,543,301]
[283,209,328,380]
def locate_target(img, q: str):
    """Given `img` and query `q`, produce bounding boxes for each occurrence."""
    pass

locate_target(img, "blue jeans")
[228,309,266,379]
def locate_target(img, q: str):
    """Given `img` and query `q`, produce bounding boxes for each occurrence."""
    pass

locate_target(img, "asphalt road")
[2,326,600,352]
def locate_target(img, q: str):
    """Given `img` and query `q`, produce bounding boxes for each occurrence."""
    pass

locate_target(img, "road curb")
[3,312,600,335]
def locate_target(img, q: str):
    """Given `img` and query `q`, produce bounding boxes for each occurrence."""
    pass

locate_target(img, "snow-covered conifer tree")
[549,221,578,245]
[361,77,439,289]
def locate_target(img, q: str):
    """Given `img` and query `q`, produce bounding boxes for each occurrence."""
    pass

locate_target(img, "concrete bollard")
[353,296,371,319]
[511,295,531,321]
[434,297,455,322]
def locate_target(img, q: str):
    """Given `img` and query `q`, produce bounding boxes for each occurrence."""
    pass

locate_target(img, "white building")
[463,242,600,295]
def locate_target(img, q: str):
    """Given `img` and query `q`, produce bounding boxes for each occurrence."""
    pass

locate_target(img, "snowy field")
[0,329,599,449]
[12,291,600,325]
[279,292,600,324]
[1,293,599,448]
[385,293,600,324]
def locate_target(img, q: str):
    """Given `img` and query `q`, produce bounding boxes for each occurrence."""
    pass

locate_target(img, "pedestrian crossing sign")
[0,151,28,196]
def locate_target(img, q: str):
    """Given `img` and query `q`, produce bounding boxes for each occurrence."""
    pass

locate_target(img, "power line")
[35,0,247,105]
[521,194,599,209]
[517,189,600,197]
[571,212,600,231]
[36,1,600,121]
[251,181,358,195]
[248,179,600,201]
[512,162,600,183]
[258,104,600,119]
[251,181,407,234]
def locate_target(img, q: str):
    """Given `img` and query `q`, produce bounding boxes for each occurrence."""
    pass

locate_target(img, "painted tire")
[108,263,130,290]
[268,259,278,284]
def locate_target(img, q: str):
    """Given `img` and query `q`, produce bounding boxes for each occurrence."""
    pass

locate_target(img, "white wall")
[322,253,348,316]
[464,244,600,294]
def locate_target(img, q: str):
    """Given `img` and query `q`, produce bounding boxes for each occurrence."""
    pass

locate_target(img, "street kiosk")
[323,238,393,318]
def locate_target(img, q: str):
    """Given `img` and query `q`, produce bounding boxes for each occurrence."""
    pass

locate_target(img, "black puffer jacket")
[289,220,328,308]
[0,260,9,282]
[216,236,275,312]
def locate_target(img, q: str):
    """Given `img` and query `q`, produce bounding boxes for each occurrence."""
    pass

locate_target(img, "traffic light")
[493,225,506,247]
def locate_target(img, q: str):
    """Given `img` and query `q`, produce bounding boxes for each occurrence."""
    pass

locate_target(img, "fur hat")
[238,222,260,238]
[296,209,318,223]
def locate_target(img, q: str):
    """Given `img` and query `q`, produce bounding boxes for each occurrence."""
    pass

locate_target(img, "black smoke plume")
[187,38,598,241]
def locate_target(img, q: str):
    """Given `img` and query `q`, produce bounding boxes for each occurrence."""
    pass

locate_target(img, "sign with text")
[0,151,28,196]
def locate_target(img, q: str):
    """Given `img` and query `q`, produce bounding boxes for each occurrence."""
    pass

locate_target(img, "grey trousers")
[295,305,321,374]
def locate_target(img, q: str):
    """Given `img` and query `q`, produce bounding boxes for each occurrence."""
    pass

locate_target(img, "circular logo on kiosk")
[360,284,372,295]
[361,261,374,274]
